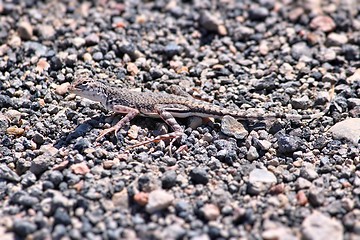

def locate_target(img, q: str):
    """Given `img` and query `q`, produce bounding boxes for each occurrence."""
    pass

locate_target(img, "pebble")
[6,126,25,136]
[12,220,37,238]
[310,15,336,32]
[85,33,100,46]
[0,164,20,182]
[247,146,259,161]
[326,33,348,46]
[277,135,302,154]
[201,204,220,221]
[190,167,209,185]
[161,170,177,189]
[300,168,319,181]
[134,192,148,206]
[17,21,33,40]
[127,125,140,139]
[92,52,103,61]
[249,6,269,21]
[221,115,248,140]
[72,37,86,48]
[112,189,129,208]
[347,69,360,83]
[329,118,360,145]
[291,42,312,60]
[55,82,70,96]
[30,154,52,175]
[295,177,312,190]
[249,168,277,184]
[37,24,56,40]
[71,162,90,175]
[301,211,343,240]
[291,95,310,109]
[199,11,226,35]
[145,190,174,213]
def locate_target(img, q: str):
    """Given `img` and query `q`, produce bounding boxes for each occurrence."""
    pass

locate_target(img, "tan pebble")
[71,162,90,175]
[218,25,227,35]
[296,191,308,206]
[38,99,45,107]
[134,192,149,206]
[309,15,336,32]
[103,158,119,169]
[136,15,146,24]
[53,160,70,171]
[127,62,139,75]
[55,82,71,96]
[112,189,129,208]
[6,126,25,136]
[202,204,220,221]
[83,52,92,61]
[72,180,84,192]
[128,125,140,139]
[36,58,50,73]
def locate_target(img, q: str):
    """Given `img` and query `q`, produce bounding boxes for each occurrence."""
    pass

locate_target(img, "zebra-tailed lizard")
[69,78,324,149]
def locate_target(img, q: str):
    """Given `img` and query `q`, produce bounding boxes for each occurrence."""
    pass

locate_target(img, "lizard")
[68,77,324,149]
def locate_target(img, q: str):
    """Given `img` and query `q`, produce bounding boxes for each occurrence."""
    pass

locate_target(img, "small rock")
[249,168,277,184]
[112,189,129,208]
[134,192,148,206]
[190,167,209,185]
[146,190,174,213]
[300,168,318,181]
[291,95,310,109]
[199,11,226,35]
[127,62,139,75]
[161,170,177,189]
[310,15,336,32]
[35,58,50,73]
[326,33,348,46]
[247,146,259,161]
[221,115,248,139]
[72,37,86,48]
[92,52,103,61]
[30,154,52,175]
[295,177,312,190]
[6,126,25,136]
[55,82,70,96]
[71,162,90,175]
[277,135,302,154]
[262,226,297,240]
[292,42,312,60]
[13,220,37,238]
[0,164,20,182]
[128,125,140,139]
[329,118,360,145]
[37,24,55,40]
[308,188,325,207]
[296,191,308,206]
[85,33,100,46]
[301,211,343,240]
[257,140,272,151]
[249,6,269,21]
[202,204,220,221]
[347,69,360,83]
[17,21,33,40]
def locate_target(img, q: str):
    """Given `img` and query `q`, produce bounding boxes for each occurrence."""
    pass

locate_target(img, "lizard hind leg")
[127,106,185,154]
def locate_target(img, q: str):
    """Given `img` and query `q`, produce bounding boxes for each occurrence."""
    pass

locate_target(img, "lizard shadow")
[53,115,106,149]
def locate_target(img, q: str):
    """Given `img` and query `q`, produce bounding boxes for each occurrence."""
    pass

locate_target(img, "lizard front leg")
[96,105,139,141]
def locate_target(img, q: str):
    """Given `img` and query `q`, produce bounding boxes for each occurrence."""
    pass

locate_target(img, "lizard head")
[69,78,108,104]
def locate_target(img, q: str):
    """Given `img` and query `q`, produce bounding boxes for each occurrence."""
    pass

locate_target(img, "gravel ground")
[1,0,360,239]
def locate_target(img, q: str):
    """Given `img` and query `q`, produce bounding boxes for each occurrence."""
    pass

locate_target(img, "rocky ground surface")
[1,0,360,239]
